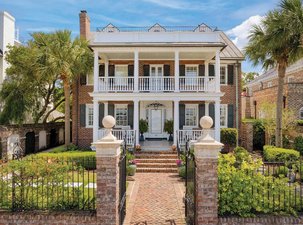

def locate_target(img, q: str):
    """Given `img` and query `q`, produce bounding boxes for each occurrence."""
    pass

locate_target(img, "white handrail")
[98,129,136,145]
[139,76,175,92]
[177,129,215,146]
[179,77,216,92]
[98,77,134,92]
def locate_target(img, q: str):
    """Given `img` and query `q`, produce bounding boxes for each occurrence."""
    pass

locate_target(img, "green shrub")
[221,128,238,152]
[50,144,91,153]
[139,119,148,134]
[127,165,136,176]
[178,165,186,179]
[263,145,300,162]
[233,147,251,167]
[294,136,303,155]
[297,120,303,126]
[274,166,288,177]
[34,151,96,170]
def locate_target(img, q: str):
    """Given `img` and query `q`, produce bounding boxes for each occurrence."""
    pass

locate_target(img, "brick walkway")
[124,173,185,225]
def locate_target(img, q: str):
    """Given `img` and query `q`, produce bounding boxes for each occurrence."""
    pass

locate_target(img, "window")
[115,104,128,127]
[185,104,198,127]
[300,107,303,119]
[220,66,227,84]
[86,104,93,127]
[220,104,228,127]
[185,65,198,77]
[288,76,294,83]
[87,72,93,85]
[115,65,128,77]
[267,81,272,88]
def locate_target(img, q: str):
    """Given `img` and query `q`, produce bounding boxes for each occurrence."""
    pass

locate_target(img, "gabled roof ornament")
[102,23,119,32]
[194,23,212,32]
[148,23,166,32]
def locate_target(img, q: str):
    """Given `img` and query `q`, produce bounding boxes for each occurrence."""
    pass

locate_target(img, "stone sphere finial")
[102,115,116,129]
[200,116,213,129]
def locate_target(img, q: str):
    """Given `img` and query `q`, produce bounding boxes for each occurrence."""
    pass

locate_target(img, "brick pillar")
[92,116,123,225]
[194,116,223,225]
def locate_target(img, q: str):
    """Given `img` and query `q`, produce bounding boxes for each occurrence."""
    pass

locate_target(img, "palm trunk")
[63,80,71,146]
[275,63,286,147]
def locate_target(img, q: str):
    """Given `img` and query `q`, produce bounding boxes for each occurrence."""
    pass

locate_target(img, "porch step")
[136,168,178,173]
[135,154,178,159]
[136,151,176,155]
[136,162,177,168]
[135,158,178,164]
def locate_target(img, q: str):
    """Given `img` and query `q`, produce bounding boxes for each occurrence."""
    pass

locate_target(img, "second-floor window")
[185,65,198,77]
[220,66,227,84]
[115,65,128,77]
[115,104,128,127]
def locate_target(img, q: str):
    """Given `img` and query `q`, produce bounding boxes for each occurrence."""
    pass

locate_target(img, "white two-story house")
[72,10,244,149]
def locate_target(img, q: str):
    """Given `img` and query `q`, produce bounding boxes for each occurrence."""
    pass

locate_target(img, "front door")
[150,109,163,137]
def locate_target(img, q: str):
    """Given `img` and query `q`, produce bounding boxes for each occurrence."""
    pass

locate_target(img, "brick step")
[136,162,177,168]
[135,151,176,155]
[135,154,178,159]
[135,158,178,164]
[136,167,178,173]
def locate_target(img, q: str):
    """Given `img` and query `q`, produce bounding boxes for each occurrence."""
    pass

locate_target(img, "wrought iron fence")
[219,158,303,216]
[185,140,196,224]
[0,156,96,211]
[119,137,127,225]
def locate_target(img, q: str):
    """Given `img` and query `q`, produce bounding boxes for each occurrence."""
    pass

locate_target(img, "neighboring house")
[72,10,244,148]
[0,11,20,88]
[243,59,303,120]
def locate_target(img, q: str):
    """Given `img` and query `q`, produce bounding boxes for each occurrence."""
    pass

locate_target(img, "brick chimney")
[79,10,90,39]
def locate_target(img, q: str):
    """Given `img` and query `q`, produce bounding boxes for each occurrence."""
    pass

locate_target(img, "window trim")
[288,76,294,83]
[150,64,164,77]
[220,65,228,85]
[185,65,199,77]
[267,81,272,88]
[86,104,94,128]
[115,65,128,77]
[86,72,94,86]
[184,104,199,129]
[114,104,129,128]
[220,104,228,128]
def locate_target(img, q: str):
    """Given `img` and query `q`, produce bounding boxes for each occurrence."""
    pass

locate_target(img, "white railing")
[177,129,215,146]
[98,129,136,146]
[139,76,175,92]
[179,77,216,92]
[98,77,134,92]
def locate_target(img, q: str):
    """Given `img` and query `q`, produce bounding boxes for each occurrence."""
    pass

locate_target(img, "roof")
[219,32,244,60]
[247,58,303,86]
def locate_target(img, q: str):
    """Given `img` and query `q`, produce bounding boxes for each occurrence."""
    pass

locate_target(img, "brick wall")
[240,122,253,151]
[219,216,303,225]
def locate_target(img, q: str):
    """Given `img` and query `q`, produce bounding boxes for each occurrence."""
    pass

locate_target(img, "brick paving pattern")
[127,173,185,225]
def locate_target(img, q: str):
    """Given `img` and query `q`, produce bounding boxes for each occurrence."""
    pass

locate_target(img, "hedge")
[33,151,96,170]
[263,145,300,162]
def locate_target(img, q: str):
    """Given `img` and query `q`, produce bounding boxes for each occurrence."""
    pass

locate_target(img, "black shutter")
[80,104,86,127]
[109,65,115,77]
[99,103,104,128]
[228,65,234,85]
[99,64,105,77]
[199,65,205,76]
[128,104,134,129]
[209,103,215,128]
[179,104,185,129]
[143,65,150,76]
[179,65,185,76]
[198,104,205,127]
[228,104,234,128]
[108,104,115,117]
[209,64,215,76]
[128,65,134,77]
[164,65,170,76]
[80,74,87,85]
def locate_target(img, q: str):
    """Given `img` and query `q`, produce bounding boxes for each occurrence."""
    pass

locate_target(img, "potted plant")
[127,159,137,176]
[164,120,174,141]
[139,119,148,141]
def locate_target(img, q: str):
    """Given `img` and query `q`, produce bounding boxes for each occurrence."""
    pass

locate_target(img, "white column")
[205,61,209,77]
[134,50,139,92]
[205,102,209,116]
[215,100,220,142]
[104,59,109,77]
[215,50,220,92]
[93,99,99,142]
[174,50,179,92]
[173,100,179,145]
[93,50,99,92]
[134,99,139,144]
[104,101,108,116]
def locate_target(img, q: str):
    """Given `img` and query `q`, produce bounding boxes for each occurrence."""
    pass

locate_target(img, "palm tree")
[245,0,303,147]
[32,30,93,146]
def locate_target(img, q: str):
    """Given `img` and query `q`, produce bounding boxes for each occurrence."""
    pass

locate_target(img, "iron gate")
[185,139,196,224]
[119,137,127,225]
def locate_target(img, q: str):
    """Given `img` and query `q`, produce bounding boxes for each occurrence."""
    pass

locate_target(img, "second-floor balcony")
[97,76,216,93]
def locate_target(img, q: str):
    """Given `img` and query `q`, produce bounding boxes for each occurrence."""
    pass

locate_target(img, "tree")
[242,72,259,87]
[0,44,63,124]
[32,31,93,146]
[245,0,303,147]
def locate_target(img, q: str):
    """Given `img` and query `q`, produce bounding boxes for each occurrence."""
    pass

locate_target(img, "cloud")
[231,1,278,19]
[226,15,264,50]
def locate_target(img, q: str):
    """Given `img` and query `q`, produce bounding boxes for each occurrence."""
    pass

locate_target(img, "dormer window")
[148,23,166,32]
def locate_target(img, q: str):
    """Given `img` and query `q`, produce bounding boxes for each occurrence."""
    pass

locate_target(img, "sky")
[0,0,281,73]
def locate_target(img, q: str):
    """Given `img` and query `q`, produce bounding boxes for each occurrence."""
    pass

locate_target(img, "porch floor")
[140,139,172,151]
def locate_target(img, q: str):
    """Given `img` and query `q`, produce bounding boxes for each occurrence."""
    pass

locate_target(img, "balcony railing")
[98,77,134,92]
[179,77,216,92]
[97,76,216,92]
[177,129,215,146]
[98,129,136,146]
[139,77,175,92]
